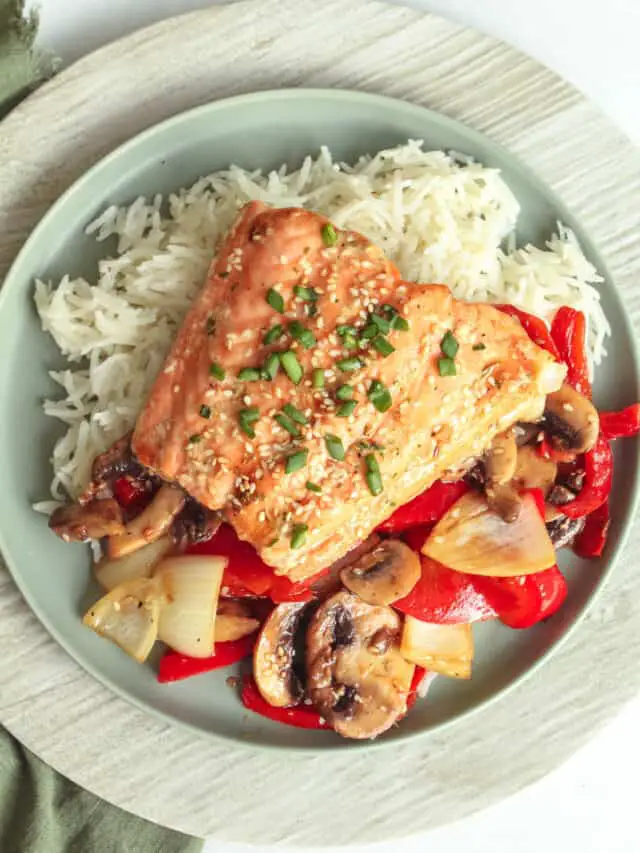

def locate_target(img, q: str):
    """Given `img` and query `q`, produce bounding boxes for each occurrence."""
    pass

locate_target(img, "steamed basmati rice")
[34,141,609,502]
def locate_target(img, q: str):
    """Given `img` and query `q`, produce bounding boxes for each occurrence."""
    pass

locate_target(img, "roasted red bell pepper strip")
[495,304,560,359]
[378,480,469,534]
[189,524,314,601]
[537,436,577,464]
[158,633,257,683]
[394,555,497,624]
[558,435,612,519]
[113,476,147,509]
[241,676,331,730]
[401,524,435,552]
[550,306,591,398]
[475,566,567,629]
[406,666,429,710]
[573,500,610,558]
[599,404,640,440]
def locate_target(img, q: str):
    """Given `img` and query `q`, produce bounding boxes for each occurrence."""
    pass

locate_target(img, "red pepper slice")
[401,524,435,552]
[475,566,567,629]
[558,435,612,519]
[113,476,146,509]
[394,555,497,624]
[495,305,560,359]
[537,437,577,464]
[599,404,640,440]
[158,633,257,683]
[406,666,429,710]
[241,676,331,730]
[377,480,469,534]
[550,307,591,398]
[189,525,312,602]
[573,500,610,558]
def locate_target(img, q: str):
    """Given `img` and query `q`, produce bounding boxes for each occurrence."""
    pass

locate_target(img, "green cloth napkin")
[0,5,203,852]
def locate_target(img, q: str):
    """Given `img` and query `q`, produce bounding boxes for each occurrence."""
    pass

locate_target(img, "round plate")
[0,1,639,844]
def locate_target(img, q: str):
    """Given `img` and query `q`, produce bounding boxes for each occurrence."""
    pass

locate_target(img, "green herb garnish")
[209,362,225,380]
[279,350,303,385]
[321,223,338,247]
[312,368,325,389]
[438,356,457,377]
[288,321,316,350]
[325,434,345,461]
[367,380,392,413]
[371,313,391,334]
[472,343,486,351]
[238,367,261,382]
[372,335,395,357]
[337,400,357,417]
[266,288,285,313]
[440,331,459,359]
[199,405,211,419]
[285,449,309,474]
[283,403,308,425]
[238,407,260,438]
[335,384,354,401]
[391,315,409,332]
[274,413,301,438]
[294,285,317,302]
[188,434,202,444]
[261,353,280,381]
[336,356,364,373]
[264,324,284,345]
[290,523,308,549]
[364,454,383,495]
[306,481,322,493]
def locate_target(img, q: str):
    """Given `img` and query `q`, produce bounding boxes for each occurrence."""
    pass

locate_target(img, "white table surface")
[27,1,640,851]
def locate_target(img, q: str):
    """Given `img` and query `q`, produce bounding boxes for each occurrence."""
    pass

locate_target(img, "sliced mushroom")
[513,445,557,496]
[106,485,186,558]
[254,602,308,708]
[544,383,599,454]
[306,591,414,740]
[485,483,522,523]
[49,498,125,542]
[485,429,517,486]
[216,599,260,642]
[172,498,221,548]
[514,422,543,447]
[546,513,586,549]
[340,539,421,606]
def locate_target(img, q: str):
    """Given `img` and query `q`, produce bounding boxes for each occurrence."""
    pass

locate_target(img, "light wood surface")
[1,0,639,844]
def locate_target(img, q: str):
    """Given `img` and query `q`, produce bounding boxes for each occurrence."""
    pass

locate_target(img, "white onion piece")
[423,491,555,577]
[155,555,226,658]
[83,578,162,663]
[215,600,260,642]
[401,617,473,680]
[95,536,172,591]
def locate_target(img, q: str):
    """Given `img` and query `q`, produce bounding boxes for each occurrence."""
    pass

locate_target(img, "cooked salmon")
[132,202,565,581]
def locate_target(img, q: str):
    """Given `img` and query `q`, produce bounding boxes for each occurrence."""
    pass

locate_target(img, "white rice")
[33,141,609,502]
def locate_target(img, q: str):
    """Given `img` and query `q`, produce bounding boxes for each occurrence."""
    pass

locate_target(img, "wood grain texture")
[1,0,639,844]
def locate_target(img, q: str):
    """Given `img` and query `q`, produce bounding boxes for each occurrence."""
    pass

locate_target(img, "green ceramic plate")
[0,89,637,751]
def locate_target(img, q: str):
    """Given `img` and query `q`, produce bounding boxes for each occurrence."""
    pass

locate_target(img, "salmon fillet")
[132,202,565,581]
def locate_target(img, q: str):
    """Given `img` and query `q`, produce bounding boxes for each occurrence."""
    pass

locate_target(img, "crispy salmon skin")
[133,202,564,580]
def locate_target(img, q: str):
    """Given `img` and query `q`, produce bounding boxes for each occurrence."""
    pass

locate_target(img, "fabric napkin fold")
[0,3,203,851]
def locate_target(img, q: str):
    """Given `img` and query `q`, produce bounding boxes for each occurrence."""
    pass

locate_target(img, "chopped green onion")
[335,384,354,401]
[288,321,316,350]
[360,323,379,341]
[472,343,486,351]
[438,356,457,377]
[371,313,391,334]
[199,405,211,419]
[260,353,280,381]
[274,413,301,438]
[312,368,325,389]
[391,315,409,332]
[307,302,318,318]
[342,333,358,350]
[336,356,364,373]
[206,316,216,336]
[238,407,260,437]
[337,400,357,418]
[321,223,338,247]
[306,481,322,493]
[364,454,383,496]
[367,380,392,413]
[285,449,309,474]
[337,324,357,337]
[294,285,317,302]
[290,523,308,549]
[188,434,202,444]
[283,403,308,425]
[325,434,345,461]
[209,362,225,380]
[372,336,395,357]
[263,324,284,345]
[280,350,303,385]
[238,367,261,382]
[266,288,285,313]
[440,331,459,359]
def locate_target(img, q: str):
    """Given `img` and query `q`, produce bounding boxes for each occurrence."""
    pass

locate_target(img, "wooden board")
[0,0,639,844]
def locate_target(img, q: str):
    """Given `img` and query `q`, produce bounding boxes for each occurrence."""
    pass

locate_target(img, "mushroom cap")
[340,539,421,606]
[306,591,414,739]
[253,602,308,708]
[544,384,599,454]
